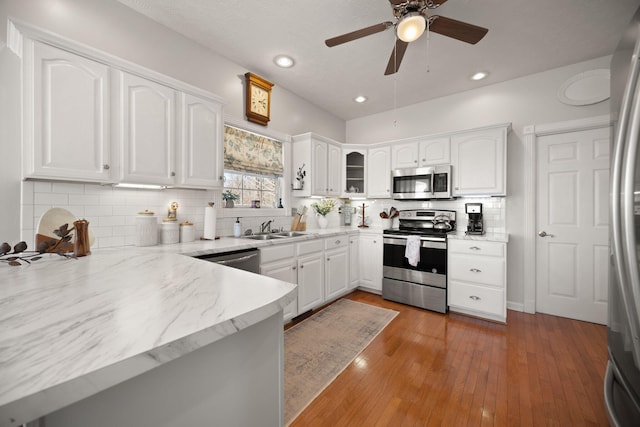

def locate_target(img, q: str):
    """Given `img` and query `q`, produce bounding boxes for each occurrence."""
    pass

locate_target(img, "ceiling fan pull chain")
[426,18,431,74]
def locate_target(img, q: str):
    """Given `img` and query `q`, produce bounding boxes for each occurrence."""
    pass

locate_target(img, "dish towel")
[405,236,421,267]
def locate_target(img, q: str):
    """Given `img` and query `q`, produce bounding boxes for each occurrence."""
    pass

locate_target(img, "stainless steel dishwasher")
[194,248,260,273]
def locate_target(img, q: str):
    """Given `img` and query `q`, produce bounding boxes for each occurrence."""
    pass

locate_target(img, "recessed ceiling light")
[471,71,488,81]
[354,95,368,103]
[274,55,294,68]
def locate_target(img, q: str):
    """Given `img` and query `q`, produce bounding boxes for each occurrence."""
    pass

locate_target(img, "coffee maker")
[465,203,484,235]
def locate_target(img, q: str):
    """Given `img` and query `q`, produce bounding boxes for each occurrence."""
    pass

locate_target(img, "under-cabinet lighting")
[113,183,168,190]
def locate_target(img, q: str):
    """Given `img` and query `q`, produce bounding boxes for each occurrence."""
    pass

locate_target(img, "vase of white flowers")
[310,198,336,229]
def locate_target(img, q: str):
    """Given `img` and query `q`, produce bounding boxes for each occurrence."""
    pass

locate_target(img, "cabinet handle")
[335,240,341,245]
[292,266,297,270]
[373,240,377,244]
[414,160,418,163]
[171,171,176,177]
[327,258,330,261]
[300,265,304,269]
[469,295,481,301]
[422,158,426,162]
[469,246,481,251]
[103,164,110,170]
[470,268,482,273]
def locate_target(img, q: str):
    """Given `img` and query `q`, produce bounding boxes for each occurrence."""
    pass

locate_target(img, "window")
[223,125,283,208]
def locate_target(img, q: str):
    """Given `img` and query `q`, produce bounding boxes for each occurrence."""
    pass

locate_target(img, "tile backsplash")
[21,181,292,249]
[21,181,506,249]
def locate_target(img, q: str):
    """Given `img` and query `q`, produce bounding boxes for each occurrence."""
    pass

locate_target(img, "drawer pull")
[470,268,482,273]
[335,240,341,245]
[469,246,481,250]
[469,295,481,301]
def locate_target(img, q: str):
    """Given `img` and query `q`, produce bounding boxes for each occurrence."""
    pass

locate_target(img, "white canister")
[160,221,179,244]
[135,211,158,247]
[179,221,195,243]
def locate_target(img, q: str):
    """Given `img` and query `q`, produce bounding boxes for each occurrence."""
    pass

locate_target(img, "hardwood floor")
[289,290,609,426]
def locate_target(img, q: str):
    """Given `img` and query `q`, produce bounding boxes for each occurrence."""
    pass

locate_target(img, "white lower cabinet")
[358,232,383,292]
[260,244,298,321]
[349,234,359,289]
[324,236,349,301]
[448,239,507,323]
[297,239,325,312]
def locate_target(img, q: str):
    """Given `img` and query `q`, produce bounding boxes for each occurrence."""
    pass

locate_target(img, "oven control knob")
[432,268,438,274]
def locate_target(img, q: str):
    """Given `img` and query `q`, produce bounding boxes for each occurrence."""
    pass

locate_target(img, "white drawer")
[297,239,324,256]
[449,254,505,287]
[448,239,504,257]
[449,280,505,318]
[260,243,295,264]
[324,235,348,250]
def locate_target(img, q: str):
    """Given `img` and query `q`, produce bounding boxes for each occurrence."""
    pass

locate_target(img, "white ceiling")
[116,0,640,121]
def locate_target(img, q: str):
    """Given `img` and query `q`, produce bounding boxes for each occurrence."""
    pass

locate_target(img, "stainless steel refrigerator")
[607,6,640,425]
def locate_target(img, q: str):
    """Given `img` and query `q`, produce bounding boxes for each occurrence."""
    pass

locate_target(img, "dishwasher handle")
[215,252,258,265]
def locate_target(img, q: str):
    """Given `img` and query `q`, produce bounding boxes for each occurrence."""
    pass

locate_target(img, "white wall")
[0,0,345,242]
[346,56,612,307]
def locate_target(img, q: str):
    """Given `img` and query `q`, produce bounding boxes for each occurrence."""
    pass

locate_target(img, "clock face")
[250,85,269,116]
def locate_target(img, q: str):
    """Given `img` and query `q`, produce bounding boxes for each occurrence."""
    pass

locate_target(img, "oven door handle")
[383,236,446,249]
[431,171,435,195]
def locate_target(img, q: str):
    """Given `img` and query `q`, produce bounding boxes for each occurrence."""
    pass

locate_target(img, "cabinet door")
[359,234,383,291]
[177,93,223,188]
[451,127,506,196]
[327,143,342,196]
[367,146,391,198]
[297,252,324,312]
[349,235,360,289]
[261,260,298,321]
[325,247,349,301]
[27,41,111,182]
[343,149,366,196]
[419,137,450,166]
[311,139,328,195]
[391,142,419,169]
[117,71,176,185]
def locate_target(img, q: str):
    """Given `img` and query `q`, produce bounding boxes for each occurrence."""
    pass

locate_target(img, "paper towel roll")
[203,206,216,240]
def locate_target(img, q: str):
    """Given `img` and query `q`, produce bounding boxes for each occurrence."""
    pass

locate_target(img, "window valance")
[224,125,283,176]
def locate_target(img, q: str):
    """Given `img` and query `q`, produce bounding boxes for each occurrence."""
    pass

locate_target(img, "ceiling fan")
[325,0,488,75]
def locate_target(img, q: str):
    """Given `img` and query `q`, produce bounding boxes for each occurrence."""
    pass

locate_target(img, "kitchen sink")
[274,231,307,237]
[242,234,285,240]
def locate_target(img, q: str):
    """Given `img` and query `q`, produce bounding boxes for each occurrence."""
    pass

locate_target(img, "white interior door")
[536,126,610,324]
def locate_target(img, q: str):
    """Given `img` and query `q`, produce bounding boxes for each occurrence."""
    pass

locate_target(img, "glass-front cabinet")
[342,147,366,197]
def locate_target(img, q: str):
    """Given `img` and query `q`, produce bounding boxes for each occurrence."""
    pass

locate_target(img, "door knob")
[538,231,554,237]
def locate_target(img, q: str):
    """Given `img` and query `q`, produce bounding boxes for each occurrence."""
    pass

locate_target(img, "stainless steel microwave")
[391,165,453,200]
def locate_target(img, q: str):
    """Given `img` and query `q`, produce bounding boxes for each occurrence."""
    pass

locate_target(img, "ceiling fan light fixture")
[274,55,295,68]
[396,13,426,43]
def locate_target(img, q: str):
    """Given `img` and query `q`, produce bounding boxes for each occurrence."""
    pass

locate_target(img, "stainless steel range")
[382,209,456,313]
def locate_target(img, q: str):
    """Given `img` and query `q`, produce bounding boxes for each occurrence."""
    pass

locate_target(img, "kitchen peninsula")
[0,247,297,427]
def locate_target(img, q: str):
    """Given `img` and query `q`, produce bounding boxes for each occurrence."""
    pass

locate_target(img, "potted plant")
[222,190,240,208]
[310,198,336,229]
[293,164,306,190]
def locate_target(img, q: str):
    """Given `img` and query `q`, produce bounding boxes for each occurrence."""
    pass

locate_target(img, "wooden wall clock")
[245,72,274,126]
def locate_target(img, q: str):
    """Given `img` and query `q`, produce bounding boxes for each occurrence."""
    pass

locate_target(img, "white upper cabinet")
[177,93,224,188]
[391,136,450,169]
[419,137,450,165]
[451,124,510,196]
[391,142,419,169]
[292,133,342,197]
[342,147,366,197]
[114,71,176,186]
[24,41,112,182]
[367,145,391,198]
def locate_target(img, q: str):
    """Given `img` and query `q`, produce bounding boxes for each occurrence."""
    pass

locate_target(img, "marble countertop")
[447,231,509,243]
[0,246,297,427]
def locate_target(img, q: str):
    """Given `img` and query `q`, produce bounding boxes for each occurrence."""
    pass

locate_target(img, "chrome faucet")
[260,220,273,233]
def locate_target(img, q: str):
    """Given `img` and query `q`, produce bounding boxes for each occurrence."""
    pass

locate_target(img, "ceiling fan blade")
[428,15,488,44]
[389,0,448,7]
[384,39,409,75]
[325,22,393,47]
